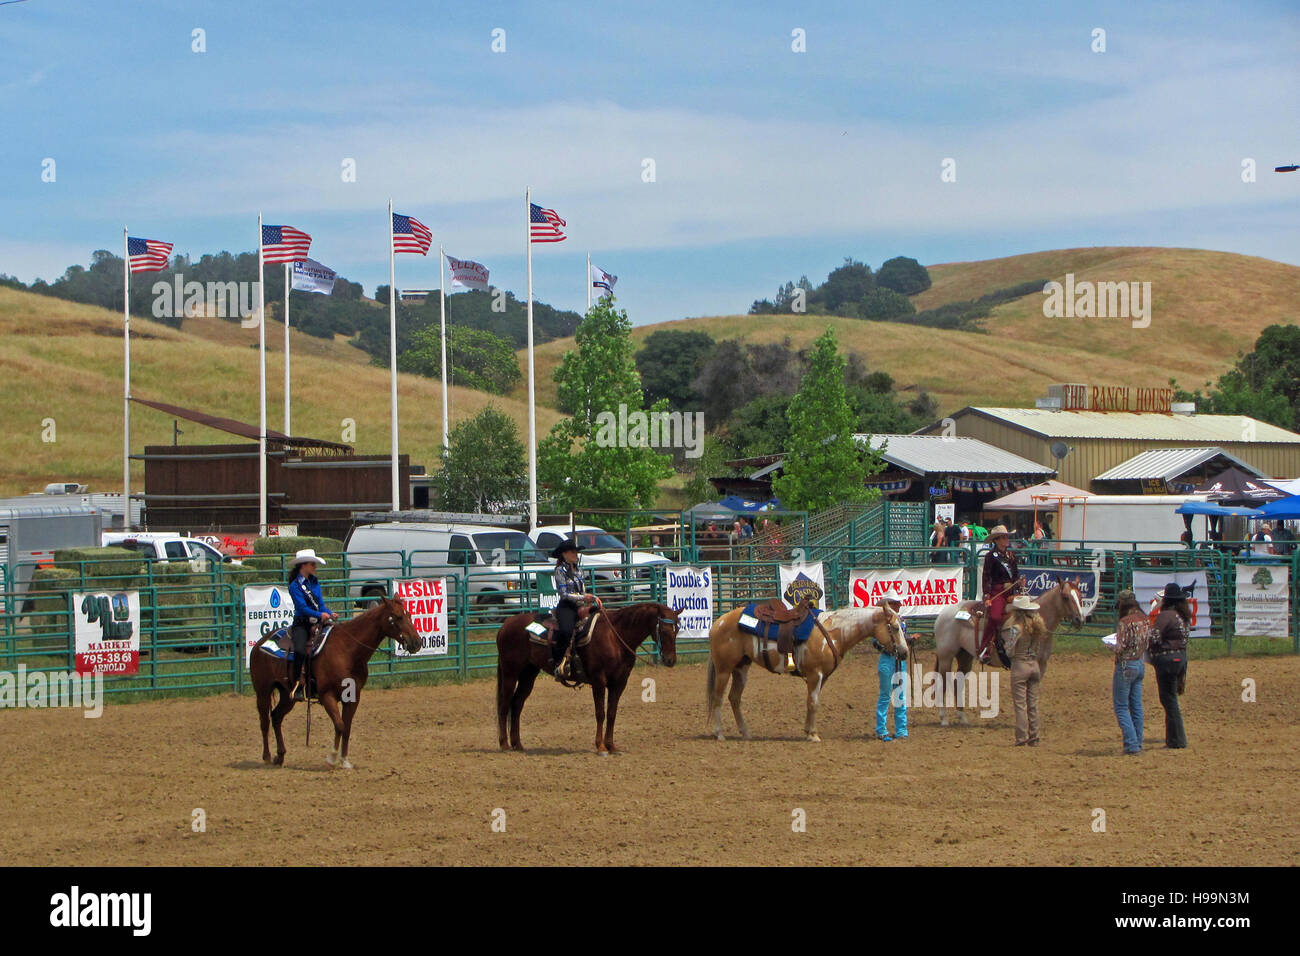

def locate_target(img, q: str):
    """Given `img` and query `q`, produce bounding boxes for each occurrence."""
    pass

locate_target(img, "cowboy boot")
[291,658,306,701]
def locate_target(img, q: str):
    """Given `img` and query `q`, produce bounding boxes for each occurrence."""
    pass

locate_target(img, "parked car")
[345,522,555,618]
[101,532,238,572]
[529,524,671,595]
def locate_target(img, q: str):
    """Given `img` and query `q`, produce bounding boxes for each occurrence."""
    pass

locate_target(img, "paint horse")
[706,600,906,742]
[931,578,1086,725]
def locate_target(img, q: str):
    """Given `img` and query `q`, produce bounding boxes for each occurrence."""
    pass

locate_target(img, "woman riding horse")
[287,548,335,701]
[551,538,601,681]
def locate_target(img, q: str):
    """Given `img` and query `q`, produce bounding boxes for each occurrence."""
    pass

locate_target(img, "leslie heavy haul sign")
[391,579,449,656]
[848,568,964,617]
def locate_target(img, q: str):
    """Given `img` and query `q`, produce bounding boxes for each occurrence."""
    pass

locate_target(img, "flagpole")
[526,188,537,529]
[122,226,131,531]
[388,199,400,512]
[258,213,268,536]
[284,263,291,436]
[439,244,449,453]
[586,251,591,312]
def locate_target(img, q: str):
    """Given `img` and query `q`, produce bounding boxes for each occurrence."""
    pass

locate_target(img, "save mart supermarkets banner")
[848,567,964,616]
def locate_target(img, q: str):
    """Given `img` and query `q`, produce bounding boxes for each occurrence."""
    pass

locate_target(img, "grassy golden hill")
[0,288,562,497]
[514,247,1300,414]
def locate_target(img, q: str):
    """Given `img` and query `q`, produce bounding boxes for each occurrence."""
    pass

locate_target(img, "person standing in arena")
[1150,582,1191,749]
[1003,595,1046,746]
[1112,589,1153,755]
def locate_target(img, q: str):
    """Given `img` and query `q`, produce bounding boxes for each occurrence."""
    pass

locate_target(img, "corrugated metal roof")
[1093,447,1263,482]
[853,434,1056,477]
[967,407,1300,443]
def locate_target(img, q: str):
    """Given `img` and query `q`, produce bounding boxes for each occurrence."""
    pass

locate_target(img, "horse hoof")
[807,734,822,743]
[273,755,284,766]
[325,752,336,767]
[597,750,610,757]
[713,733,725,741]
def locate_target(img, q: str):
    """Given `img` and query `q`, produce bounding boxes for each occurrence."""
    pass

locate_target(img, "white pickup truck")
[101,532,239,571]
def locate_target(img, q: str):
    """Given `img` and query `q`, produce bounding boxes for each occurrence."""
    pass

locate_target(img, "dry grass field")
[0,288,562,497]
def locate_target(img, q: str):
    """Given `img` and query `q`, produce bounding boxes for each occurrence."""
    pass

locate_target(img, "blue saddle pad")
[737,603,819,643]
[258,627,293,660]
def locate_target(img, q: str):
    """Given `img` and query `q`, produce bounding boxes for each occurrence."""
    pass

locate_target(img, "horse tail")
[705,657,716,717]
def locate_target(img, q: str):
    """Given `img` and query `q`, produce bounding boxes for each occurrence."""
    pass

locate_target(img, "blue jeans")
[1112,659,1145,753]
[876,653,908,738]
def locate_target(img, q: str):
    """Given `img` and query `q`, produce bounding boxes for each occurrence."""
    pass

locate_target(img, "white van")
[345,522,555,614]
[529,524,671,595]
[101,532,236,571]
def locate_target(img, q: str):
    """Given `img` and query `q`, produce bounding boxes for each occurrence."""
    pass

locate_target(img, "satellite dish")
[1050,441,1070,460]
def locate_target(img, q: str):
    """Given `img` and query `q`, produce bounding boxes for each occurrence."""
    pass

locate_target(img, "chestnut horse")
[496,603,680,754]
[931,579,1086,726]
[706,600,906,742]
[250,596,421,768]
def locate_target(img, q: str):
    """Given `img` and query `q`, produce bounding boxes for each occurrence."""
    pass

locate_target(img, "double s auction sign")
[243,585,294,665]
[392,579,449,656]
[72,590,141,674]
[666,566,713,640]
[848,568,964,616]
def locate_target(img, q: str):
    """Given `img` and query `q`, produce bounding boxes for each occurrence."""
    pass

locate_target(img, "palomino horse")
[250,596,422,768]
[706,600,905,742]
[495,603,680,754]
[932,579,1086,726]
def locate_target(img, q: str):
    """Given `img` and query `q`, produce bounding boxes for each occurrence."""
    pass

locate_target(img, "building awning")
[132,396,353,453]
[1093,446,1263,483]
[854,434,1056,478]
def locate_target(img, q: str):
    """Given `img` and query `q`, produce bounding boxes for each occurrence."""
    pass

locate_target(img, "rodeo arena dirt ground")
[3,651,1296,867]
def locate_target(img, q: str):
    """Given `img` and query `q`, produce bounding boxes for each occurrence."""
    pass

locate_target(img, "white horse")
[931,579,1086,725]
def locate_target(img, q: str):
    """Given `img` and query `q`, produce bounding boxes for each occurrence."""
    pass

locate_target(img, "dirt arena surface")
[2,652,1296,866]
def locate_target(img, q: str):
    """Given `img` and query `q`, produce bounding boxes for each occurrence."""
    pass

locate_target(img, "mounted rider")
[287,548,335,701]
[551,538,601,681]
[979,525,1025,665]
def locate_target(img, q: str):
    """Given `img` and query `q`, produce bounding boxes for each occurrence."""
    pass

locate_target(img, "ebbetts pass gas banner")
[848,568,964,616]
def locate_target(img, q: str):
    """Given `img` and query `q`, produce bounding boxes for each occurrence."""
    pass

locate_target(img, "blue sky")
[2,0,1298,324]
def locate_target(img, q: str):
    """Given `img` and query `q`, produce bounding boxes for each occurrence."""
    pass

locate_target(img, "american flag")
[126,237,173,273]
[529,203,567,243]
[392,213,433,255]
[261,225,312,263]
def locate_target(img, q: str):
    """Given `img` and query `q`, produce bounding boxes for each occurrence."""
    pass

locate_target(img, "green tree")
[398,325,521,395]
[729,393,792,456]
[858,287,915,319]
[682,434,734,505]
[1172,324,1300,431]
[875,256,932,295]
[432,407,527,513]
[635,329,716,408]
[772,328,883,511]
[538,299,674,510]
[822,258,874,313]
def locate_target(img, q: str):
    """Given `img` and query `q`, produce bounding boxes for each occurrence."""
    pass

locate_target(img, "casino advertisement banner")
[72,590,141,675]
[243,585,294,666]
[391,579,449,656]
[666,566,713,640]
[779,562,827,610]
[848,568,964,616]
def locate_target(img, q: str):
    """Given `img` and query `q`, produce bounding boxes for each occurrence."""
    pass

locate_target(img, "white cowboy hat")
[291,549,327,568]
[987,525,1011,537]
[1010,594,1039,611]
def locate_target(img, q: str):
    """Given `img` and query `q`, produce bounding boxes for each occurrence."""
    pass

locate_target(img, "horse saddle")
[738,599,817,655]
[525,609,596,649]
[258,624,334,660]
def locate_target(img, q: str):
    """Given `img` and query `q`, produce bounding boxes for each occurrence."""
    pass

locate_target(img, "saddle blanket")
[258,626,333,660]
[526,611,597,648]
[736,603,819,643]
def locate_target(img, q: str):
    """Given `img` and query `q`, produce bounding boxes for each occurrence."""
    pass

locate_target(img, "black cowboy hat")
[1160,582,1188,602]
[549,538,586,559]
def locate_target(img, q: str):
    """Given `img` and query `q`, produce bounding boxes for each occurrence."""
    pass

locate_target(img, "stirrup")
[784,653,798,674]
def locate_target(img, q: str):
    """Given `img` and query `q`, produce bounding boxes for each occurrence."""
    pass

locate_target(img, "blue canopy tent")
[1175,501,1265,518]
[1256,494,1300,520]
[718,495,782,512]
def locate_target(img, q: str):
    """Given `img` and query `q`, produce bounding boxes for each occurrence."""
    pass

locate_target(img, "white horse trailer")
[1054,495,1210,549]
[0,503,104,609]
